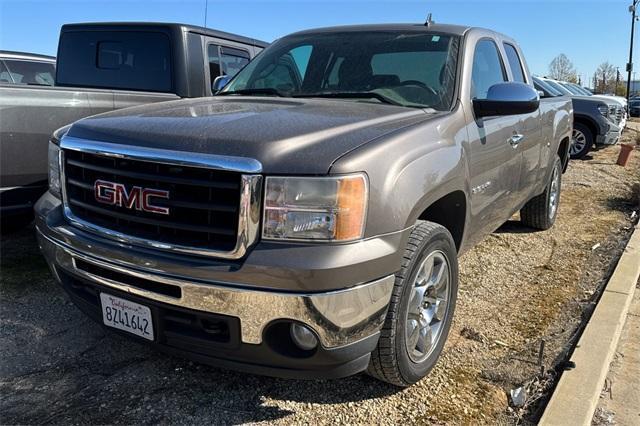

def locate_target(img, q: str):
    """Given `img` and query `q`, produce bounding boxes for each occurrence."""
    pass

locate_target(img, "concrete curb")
[540,224,640,426]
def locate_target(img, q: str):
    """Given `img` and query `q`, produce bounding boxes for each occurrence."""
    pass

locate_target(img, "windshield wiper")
[294,91,404,106]
[217,88,285,97]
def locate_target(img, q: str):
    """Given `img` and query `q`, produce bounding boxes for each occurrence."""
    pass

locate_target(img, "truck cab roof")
[288,22,516,41]
[60,22,269,49]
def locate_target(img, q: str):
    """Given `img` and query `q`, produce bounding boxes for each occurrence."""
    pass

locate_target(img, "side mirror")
[473,82,540,118]
[212,75,230,93]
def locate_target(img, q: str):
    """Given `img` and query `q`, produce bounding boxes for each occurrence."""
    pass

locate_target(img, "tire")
[520,155,562,230]
[569,123,592,160]
[367,221,458,387]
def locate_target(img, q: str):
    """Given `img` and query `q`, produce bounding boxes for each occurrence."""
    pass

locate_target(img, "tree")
[548,54,577,82]
[594,62,619,94]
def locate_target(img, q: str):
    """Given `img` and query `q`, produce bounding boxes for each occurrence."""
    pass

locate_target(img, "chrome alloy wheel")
[548,162,561,220]
[405,250,451,363]
[570,129,587,156]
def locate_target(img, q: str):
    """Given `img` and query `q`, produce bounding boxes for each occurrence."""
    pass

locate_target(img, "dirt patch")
[1,129,639,425]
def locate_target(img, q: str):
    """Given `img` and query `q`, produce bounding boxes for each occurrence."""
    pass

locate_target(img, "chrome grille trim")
[61,136,262,173]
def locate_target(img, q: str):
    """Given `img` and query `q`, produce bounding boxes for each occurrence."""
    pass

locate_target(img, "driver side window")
[471,40,506,100]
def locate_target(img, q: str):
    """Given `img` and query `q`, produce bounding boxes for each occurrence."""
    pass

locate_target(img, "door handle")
[509,133,524,148]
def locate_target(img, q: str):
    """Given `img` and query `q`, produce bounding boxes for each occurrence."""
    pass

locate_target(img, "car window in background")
[0,60,13,83]
[2,60,55,86]
[503,43,526,83]
[220,47,250,78]
[544,79,572,96]
[208,44,222,85]
[570,84,592,96]
[222,31,460,110]
[471,39,506,99]
[559,82,583,95]
[533,76,561,97]
[57,31,172,92]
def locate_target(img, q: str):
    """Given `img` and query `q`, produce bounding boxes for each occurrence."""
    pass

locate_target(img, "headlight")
[263,174,368,242]
[48,141,61,197]
[597,104,608,117]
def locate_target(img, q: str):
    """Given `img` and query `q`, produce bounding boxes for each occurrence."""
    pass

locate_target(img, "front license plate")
[100,293,154,341]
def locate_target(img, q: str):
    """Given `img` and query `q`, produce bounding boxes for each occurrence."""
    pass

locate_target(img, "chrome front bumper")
[37,229,395,349]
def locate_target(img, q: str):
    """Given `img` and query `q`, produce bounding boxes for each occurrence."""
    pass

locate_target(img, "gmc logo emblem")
[94,180,170,215]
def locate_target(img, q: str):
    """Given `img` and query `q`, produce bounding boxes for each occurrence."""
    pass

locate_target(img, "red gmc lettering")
[142,189,170,215]
[94,180,170,215]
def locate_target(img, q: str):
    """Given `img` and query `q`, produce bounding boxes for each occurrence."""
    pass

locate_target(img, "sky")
[0,0,637,86]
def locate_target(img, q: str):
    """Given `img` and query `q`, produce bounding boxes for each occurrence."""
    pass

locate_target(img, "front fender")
[330,110,470,241]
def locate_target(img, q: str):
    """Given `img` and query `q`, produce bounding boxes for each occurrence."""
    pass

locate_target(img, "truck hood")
[571,95,621,107]
[66,96,430,174]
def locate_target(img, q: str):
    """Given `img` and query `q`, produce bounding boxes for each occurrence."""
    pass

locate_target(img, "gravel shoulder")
[1,126,639,425]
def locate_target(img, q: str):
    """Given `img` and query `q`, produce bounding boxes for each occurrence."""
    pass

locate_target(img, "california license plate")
[100,293,154,341]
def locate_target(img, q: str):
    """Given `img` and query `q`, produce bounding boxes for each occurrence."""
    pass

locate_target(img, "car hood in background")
[66,96,431,174]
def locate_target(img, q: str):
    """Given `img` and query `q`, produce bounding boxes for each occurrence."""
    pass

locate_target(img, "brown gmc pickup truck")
[36,23,572,386]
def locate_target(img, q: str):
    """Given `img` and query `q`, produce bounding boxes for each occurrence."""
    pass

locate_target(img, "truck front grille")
[63,150,242,253]
[615,106,623,124]
[608,105,622,125]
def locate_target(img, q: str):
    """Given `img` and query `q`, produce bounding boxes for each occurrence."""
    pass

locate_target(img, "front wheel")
[569,123,592,160]
[367,221,458,387]
[520,155,562,230]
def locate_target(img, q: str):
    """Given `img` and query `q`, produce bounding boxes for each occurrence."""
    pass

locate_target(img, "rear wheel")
[569,123,592,160]
[520,155,562,230]
[367,221,458,387]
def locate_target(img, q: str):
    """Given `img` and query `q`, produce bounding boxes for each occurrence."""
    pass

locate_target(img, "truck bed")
[0,83,178,188]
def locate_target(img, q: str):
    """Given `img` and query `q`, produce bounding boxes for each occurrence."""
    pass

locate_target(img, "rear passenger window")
[471,40,506,99]
[503,43,526,83]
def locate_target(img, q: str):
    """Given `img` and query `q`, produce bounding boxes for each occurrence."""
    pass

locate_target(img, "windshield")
[544,80,572,96]
[220,31,460,110]
[570,84,592,96]
[533,76,562,97]
[559,82,583,95]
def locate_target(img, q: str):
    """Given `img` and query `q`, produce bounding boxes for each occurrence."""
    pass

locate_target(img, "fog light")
[290,323,318,351]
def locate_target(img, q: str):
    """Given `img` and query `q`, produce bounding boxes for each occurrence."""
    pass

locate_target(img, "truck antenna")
[204,0,208,27]
[425,13,434,27]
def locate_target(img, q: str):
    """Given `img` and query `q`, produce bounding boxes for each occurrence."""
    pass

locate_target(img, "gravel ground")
[1,125,639,425]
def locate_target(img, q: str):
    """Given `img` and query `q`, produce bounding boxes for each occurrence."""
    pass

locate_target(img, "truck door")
[501,42,542,206]
[465,39,523,237]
